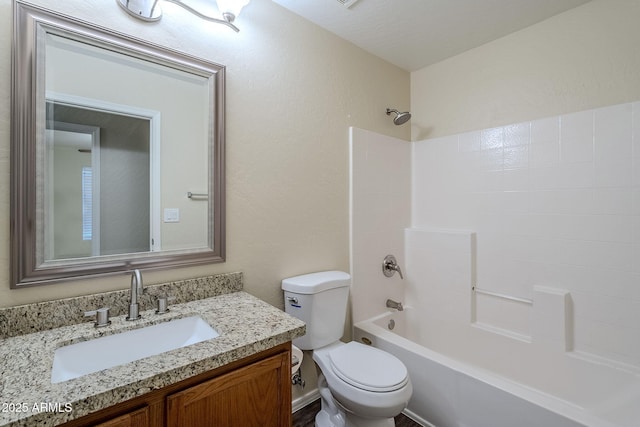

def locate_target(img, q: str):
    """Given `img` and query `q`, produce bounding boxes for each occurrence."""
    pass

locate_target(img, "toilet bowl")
[313,341,412,425]
[281,271,413,427]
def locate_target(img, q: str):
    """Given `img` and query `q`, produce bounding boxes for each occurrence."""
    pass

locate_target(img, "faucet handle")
[155,296,176,314]
[382,254,404,279]
[84,307,111,328]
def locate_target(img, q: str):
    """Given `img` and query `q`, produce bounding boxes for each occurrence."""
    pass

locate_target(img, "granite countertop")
[0,290,305,426]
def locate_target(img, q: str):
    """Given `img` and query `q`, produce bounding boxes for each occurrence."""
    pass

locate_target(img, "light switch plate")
[164,208,180,223]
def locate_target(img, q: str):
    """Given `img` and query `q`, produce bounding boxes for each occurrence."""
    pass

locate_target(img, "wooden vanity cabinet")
[92,407,150,427]
[166,352,289,426]
[61,343,291,427]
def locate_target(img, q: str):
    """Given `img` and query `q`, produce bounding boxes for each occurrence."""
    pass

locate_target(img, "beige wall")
[0,0,410,308]
[411,0,640,140]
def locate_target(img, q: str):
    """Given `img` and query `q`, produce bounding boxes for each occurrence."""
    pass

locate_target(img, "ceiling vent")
[336,0,361,9]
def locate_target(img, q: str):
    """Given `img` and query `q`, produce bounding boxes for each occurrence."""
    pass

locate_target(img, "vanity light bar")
[116,0,250,32]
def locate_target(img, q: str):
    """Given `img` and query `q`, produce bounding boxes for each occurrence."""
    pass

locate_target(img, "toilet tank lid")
[281,271,351,294]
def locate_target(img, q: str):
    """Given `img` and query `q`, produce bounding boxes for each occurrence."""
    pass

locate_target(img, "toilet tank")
[281,271,351,350]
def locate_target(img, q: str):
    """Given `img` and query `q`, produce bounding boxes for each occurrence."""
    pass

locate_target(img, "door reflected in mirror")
[46,103,153,260]
[11,1,225,287]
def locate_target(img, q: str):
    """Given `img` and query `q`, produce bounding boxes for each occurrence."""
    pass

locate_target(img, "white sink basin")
[51,316,219,383]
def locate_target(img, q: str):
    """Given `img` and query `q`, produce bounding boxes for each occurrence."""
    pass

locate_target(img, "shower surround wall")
[350,107,640,425]
[349,128,411,325]
[412,101,640,369]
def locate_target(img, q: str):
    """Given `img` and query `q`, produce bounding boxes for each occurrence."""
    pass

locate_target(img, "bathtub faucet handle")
[382,254,404,279]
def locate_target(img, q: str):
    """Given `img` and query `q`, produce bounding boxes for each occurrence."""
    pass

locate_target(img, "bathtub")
[353,308,640,427]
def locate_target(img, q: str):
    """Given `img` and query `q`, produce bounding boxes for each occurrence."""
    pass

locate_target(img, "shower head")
[386,108,411,125]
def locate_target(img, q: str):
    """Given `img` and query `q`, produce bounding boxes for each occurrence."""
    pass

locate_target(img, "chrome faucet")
[382,254,404,279]
[126,269,144,321]
[386,299,404,311]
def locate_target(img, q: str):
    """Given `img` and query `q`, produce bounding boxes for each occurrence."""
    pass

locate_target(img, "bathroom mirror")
[10,1,225,287]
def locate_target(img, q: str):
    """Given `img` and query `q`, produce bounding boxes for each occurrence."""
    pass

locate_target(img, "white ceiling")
[271,0,590,72]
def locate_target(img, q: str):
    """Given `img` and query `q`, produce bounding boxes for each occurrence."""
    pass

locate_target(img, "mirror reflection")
[46,103,152,260]
[11,2,225,287]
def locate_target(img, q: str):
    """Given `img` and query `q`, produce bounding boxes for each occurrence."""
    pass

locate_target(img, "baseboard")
[402,408,433,427]
[292,388,320,413]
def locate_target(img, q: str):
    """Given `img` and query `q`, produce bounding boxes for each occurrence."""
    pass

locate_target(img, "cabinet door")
[93,406,149,427]
[167,352,290,427]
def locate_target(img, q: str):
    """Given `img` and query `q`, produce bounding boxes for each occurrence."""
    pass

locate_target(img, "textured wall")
[411,0,640,140]
[0,0,409,308]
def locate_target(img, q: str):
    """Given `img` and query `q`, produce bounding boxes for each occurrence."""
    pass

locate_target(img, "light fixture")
[214,0,249,24]
[116,0,250,32]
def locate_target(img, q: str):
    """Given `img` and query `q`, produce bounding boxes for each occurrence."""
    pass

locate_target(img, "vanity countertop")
[0,291,305,427]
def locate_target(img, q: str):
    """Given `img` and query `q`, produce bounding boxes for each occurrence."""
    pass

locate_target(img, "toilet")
[282,271,412,427]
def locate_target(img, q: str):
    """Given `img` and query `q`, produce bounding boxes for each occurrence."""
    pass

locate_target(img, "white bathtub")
[353,308,640,427]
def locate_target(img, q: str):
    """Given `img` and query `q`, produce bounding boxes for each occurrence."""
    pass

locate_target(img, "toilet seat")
[328,342,408,392]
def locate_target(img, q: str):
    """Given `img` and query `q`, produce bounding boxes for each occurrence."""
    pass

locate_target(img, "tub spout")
[386,299,404,311]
